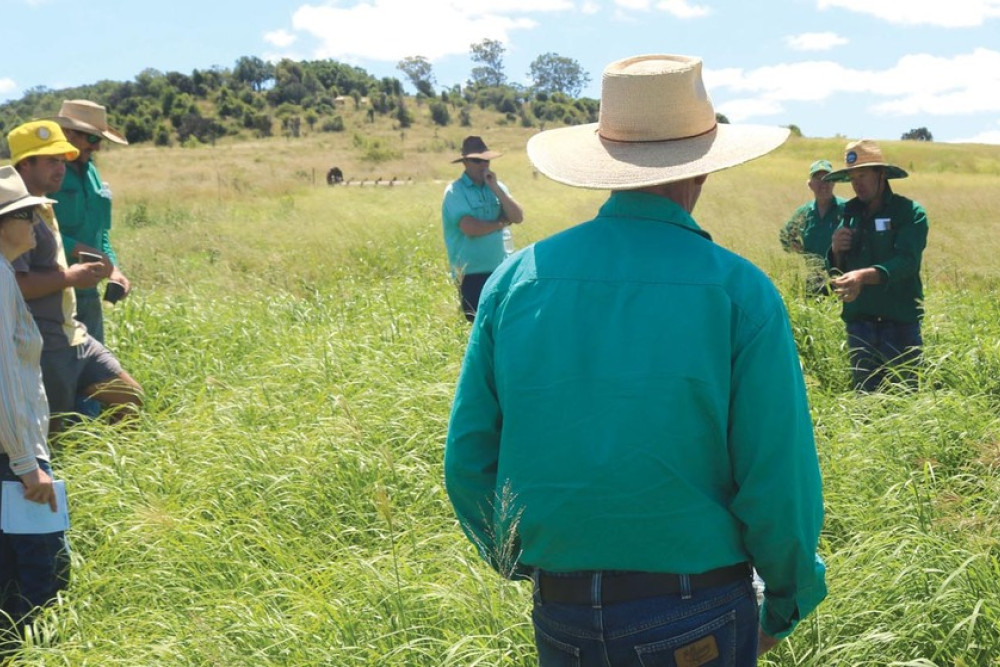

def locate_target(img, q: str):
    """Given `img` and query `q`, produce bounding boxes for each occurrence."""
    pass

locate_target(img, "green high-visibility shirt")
[445,190,827,639]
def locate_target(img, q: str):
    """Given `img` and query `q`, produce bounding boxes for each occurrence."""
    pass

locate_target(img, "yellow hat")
[7,120,80,166]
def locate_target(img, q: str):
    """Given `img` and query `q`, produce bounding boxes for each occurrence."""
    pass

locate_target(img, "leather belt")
[537,563,751,605]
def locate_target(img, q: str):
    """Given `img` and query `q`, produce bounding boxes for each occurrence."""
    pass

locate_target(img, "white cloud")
[705,48,1000,122]
[0,78,16,95]
[947,128,1000,145]
[817,0,1000,27]
[580,0,601,12]
[785,31,848,51]
[288,1,570,63]
[264,29,297,48]
[655,0,711,18]
[715,97,785,121]
[615,0,710,17]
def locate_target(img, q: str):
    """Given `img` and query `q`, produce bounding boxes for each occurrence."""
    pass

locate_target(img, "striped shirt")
[0,257,50,476]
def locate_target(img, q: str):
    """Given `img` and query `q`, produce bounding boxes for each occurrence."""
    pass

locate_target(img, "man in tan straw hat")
[824,139,928,392]
[441,134,524,322]
[50,99,131,345]
[0,165,70,643]
[7,120,143,434]
[445,54,826,663]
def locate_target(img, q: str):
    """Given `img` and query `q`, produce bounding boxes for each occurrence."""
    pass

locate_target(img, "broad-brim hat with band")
[6,120,80,166]
[823,139,908,183]
[809,159,833,176]
[0,165,56,218]
[526,54,789,190]
[53,99,129,145]
[452,135,502,163]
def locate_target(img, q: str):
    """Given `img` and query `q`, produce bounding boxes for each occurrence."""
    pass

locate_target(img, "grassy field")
[8,111,1000,666]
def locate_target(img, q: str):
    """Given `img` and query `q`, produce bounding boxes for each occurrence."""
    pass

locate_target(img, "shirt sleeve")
[444,292,507,571]
[727,299,827,639]
[780,206,807,253]
[0,273,44,476]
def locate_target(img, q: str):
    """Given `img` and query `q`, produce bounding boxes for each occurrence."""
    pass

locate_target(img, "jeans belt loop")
[680,573,692,600]
[591,571,602,610]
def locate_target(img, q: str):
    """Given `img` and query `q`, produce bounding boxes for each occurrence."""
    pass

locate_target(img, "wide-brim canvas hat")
[526,54,789,190]
[452,135,502,163]
[53,99,129,145]
[0,165,56,217]
[6,120,80,166]
[823,139,908,182]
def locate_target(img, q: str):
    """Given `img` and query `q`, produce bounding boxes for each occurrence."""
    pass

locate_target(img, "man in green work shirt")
[51,99,131,345]
[826,139,928,392]
[780,159,845,294]
[445,54,826,664]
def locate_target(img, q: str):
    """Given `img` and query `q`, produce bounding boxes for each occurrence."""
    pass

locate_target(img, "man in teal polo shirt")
[780,159,846,294]
[445,54,826,664]
[51,99,131,345]
[826,139,928,391]
[441,135,524,322]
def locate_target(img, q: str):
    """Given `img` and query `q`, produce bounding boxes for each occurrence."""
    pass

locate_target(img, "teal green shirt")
[445,190,827,639]
[51,160,116,297]
[441,173,509,277]
[780,196,846,258]
[830,186,927,323]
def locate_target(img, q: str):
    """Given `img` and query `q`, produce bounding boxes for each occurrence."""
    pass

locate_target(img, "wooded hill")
[0,56,599,156]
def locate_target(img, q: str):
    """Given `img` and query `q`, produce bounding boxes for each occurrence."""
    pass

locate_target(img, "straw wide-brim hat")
[823,139,908,182]
[0,165,56,218]
[53,99,128,145]
[527,54,789,190]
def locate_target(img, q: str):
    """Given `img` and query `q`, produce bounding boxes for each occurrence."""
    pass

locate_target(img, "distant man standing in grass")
[7,120,143,433]
[441,135,524,322]
[779,159,845,295]
[445,54,826,664]
[51,99,131,345]
[826,140,928,391]
[0,166,69,649]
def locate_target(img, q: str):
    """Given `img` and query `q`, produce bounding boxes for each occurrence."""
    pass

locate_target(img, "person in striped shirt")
[0,165,69,646]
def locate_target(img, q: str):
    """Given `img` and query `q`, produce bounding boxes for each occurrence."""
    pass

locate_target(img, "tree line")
[0,39,598,154]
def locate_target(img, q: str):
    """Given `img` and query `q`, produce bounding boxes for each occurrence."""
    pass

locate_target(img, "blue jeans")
[846,319,922,392]
[532,575,759,666]
[0,457,70,631]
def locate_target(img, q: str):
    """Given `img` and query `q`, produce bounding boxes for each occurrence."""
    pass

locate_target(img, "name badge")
[875,218,891,232]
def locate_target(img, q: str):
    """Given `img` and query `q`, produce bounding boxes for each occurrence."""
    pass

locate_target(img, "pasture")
[10,119,1000,666]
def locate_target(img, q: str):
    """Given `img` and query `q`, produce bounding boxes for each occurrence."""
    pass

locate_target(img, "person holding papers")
[0,166,69,645]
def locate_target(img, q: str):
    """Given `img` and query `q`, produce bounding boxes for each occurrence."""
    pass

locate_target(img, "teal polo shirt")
[441,173,509,277]
[445,190,827,639]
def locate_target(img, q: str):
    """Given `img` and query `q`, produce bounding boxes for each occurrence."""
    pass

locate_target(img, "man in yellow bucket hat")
[7,120,143,433]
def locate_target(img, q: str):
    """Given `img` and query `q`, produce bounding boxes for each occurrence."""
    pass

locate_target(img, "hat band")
[598,122,718,144]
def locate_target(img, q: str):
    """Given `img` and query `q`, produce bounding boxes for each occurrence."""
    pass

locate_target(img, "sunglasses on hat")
[3,208,34,220]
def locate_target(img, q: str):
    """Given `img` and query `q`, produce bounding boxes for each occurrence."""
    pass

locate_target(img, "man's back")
[448,191,822,587]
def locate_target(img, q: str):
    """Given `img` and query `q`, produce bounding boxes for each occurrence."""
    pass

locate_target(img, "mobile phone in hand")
[78,251,103,264]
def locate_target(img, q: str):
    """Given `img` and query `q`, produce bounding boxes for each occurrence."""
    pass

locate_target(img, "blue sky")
[4,0,1000,144]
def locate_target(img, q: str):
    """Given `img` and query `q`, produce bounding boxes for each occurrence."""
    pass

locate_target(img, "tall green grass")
[8,130,1000,665]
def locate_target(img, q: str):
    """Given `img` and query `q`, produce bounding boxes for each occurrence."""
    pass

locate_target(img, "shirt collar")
[599,190,712,241]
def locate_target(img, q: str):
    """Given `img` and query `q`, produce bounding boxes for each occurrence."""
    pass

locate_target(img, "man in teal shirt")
[826,140,928,391]
[51,99,131,344]
[445,54,826,664]
[441,135,524,322]
[780,159,846,294]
